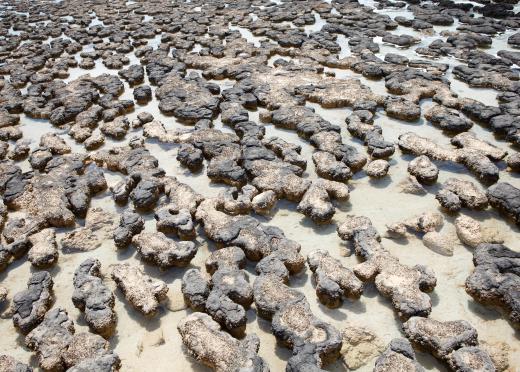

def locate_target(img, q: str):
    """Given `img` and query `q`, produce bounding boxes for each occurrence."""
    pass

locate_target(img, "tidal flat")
[0,0,519,371]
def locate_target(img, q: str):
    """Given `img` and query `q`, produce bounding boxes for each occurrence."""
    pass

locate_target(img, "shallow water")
[1,0,519,371]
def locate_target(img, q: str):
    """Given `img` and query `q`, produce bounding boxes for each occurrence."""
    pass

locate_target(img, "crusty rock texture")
[407,155,438,184]
[340,325,385,369]
[27,228,58,268]
[374,338,424,372]
[465,243,519,328]
[25,307,120,371]
[365,159,389,178]
[113,210,144,249]
[297,179,349,223]
[0,355,32,372]
[5,157,107,227]
[72,259,116,338]
[480,341,510,372]
[12,271,53,334]
[60,208,116,253]
[2,0,520,368]
[0,286,7,308]
[111,264,168,316]
[91,142,165,211]
[404,317,477,359]
[449,346,496,372]
[307,250,364,307]
[252,190,278,215]
[398,132,499,183]
[132,231,197,269]
[154,205,195,239]
[61,332,121,372]
[25,307,75,371]
[455,215,503,248]
[403,316,494,370]
[312,151,352,182]
[456,215,485,248]
[337,216,436,320]
[436,178,488,212]
[355,251,437,319]
[253,274,342,367]
[195,198,305,278]
[177,313,268,372]
[487,182,520,226]
[186,189,344,369]
[164,177,204,215]
[215,185,258,216]
[386,212,443,238]
[182,246,253,336]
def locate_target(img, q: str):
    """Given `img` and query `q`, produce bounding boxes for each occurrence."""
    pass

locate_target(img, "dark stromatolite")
[12,271,53,334]
[72,259,116,337]
[466,243,519,329]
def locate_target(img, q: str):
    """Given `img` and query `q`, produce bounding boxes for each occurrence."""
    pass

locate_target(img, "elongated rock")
[177,313,268,372]
[0,286,7,307]
[111,264,168,316]
[72,259,116,337]
[12,271,53,334]
[403,316,493,369]
[132,231,197,269]
[465,243,519,328]
[386,212,443,238]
